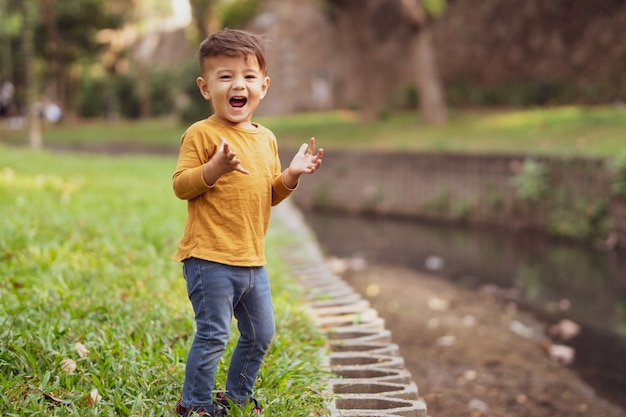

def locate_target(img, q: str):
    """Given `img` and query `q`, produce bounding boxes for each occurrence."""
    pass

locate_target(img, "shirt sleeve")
[172,129,214,200]
[270,134,297,205]
[272,170,297,206]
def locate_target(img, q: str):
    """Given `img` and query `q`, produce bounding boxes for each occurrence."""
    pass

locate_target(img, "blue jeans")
[180,258,275,410]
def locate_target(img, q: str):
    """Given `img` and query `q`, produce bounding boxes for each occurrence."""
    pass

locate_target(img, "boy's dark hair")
[197,29,267,74]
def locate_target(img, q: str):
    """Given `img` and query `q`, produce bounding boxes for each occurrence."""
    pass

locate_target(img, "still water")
[302,209,626,408]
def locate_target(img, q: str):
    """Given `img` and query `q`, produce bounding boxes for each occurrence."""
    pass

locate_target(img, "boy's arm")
[172,132,211,200]
[173,136,248,200]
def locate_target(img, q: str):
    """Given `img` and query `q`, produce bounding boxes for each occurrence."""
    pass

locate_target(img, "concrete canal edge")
[272,200,428,417]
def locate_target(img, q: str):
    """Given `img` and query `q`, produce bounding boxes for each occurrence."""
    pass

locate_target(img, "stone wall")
[250,0,626,116]
[281,150,626,250]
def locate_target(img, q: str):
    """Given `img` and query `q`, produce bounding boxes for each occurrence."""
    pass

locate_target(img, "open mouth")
[230,97,247,108]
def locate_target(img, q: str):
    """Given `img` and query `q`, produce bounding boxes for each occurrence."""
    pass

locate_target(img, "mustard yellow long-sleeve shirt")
[172,115,295,266]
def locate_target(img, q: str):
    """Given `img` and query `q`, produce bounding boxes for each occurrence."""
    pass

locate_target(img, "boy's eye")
[245,75,256,80]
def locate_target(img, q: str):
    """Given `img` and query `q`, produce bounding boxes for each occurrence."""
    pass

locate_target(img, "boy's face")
[196,54,270,129]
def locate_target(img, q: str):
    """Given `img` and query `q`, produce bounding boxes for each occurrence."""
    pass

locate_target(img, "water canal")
[301,209,626,410]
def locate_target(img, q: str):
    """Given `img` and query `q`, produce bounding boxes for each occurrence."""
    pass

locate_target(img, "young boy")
[172,29,323,416]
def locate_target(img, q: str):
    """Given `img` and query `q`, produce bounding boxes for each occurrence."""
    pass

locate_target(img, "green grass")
[3,105,625,157]
[2,106,624,414]
[263,106,626,157]
[0,146,331,416]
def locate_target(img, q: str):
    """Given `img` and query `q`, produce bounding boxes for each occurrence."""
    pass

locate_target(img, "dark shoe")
[215,392,262,414]
[176,399,225,417]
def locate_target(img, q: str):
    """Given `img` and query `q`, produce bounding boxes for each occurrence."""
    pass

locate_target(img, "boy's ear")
[197,76,211,100]
[260,76,270,99]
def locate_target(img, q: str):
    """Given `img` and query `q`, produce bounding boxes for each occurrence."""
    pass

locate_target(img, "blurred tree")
[326,0,448,124]
[132,0,170,118]
[188,0,260,43]
[35,0,134,115]
[400,0,447,125]
[189,0,218,42]
[21,0,41,149]
[218,0,260,29]
[0,0,13,82]
[40,0,63,109]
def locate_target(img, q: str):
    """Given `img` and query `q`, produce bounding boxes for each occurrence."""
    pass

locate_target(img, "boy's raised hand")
[218,137,250,175]
[202,137,249,186]
[284,137,323,188]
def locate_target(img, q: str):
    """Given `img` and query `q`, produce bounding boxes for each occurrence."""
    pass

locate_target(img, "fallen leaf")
[468,398,490,413]
[548,319,581,340]
[462,315,476,327]
[74,341,89,358]
[43,391,65,404]
[436,335,456,347]
[547,344,575,365]
[509,320,534,339]
[427,296,450,311]
[326,256,348,274]
[366,283,380,297]
[60,358,77,373]
[85,388,102,406]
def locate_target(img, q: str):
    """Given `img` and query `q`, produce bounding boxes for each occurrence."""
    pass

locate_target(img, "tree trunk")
[41,0,67,112]
[412,27,447,125]
[23,0,42,149]
[0,0,13,83]
[189,0,218,41]
[400,0,448,125]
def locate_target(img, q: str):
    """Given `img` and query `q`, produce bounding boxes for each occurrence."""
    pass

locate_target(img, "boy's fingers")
[236,165,250,175]
[298,143,309,155]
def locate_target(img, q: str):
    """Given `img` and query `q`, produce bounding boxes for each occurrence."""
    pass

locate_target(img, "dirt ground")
[340,263,625,417]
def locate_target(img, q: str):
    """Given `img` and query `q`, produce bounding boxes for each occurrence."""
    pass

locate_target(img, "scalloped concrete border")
[272,201,428,417]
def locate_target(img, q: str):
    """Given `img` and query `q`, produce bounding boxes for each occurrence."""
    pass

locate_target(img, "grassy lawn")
[0,147,330,416]
[1,105,624,414]
[2,105,625,157]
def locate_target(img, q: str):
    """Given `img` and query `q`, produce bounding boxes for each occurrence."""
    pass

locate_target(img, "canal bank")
[280,149,626,251]
[272,201,428,417]
[271,200,626,417]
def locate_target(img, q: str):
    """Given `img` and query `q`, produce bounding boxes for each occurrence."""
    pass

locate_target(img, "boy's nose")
[232,77,245,89]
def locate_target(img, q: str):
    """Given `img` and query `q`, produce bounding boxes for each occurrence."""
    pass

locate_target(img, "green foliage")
[447,80,567,107]
[548,198,609,240]
[512,159,549,201]
[114,72,141,119]
[179,58,213,124]
[78,75,106,118]
[148,70,177,116]
[422,0,447,17]
[404,84,418,110]
[34,0,132,63]
[0,146,331,416]
[78,69,178,119]
[607,152,626,196]
[1,3,22,37]
[218,0,261,28]
[452,200,471,222]
[421,188,450,216]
